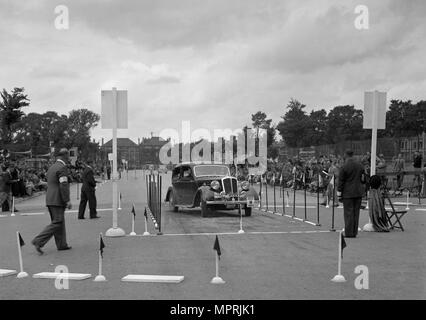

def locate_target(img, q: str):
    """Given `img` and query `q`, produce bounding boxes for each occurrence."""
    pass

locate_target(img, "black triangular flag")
[341,233,347,259]
[100,235,105,258]
[131,205,136,218]
[213,235,221,259]
[144,208,148,219]
[18,232,25,247]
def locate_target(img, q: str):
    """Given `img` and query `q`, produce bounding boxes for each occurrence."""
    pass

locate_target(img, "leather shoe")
[90,216,100,219]
[32,242,44,255]
[78,217,85,219]
[58,246,72,251]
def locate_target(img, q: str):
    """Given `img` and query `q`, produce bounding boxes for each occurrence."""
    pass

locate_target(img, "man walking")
[337,150,366,238]
[31,148,72,254]
[78,159,100,219]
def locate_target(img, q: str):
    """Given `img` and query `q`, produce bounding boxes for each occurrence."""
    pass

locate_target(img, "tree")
[66,109,100,160]
[276,99,311,148]
[307,109,328,146]
[0,87,30,146]
[326,105,366,144]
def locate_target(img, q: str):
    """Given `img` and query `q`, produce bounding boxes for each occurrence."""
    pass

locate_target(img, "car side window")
[181,167,193,180]
[172,167,181,182]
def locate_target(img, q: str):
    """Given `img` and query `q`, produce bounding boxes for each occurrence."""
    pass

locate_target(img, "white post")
[331,231,346,282]
[11,196,15,216]
[106,87,125,237]
[143,215,150,236]
[129,212,136,236]
[16,232,28,278]
[363,91,378,232]
[406,190,410,210]
[366,191,369,210]
[238,203,244,234]
[286,191,290,207]
[210,251,225,284]
[326,193,330,208]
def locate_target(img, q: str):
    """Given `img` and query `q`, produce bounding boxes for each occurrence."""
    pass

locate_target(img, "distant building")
[100,138,139,168]
[100,136,169,168]
[139,136,169,165]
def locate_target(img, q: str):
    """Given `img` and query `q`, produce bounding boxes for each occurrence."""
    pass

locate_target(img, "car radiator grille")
[222,177,238,194]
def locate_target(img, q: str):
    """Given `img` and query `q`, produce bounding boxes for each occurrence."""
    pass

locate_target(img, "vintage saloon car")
[165,163,259,217]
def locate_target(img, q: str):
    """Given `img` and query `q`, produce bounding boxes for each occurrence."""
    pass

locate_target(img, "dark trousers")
[78,188,97,218]
[32,206,68,249]
[342,197,362,237]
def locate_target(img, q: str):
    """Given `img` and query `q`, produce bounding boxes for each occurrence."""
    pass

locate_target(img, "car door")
[171,166,183,205]
[177,165,197,205]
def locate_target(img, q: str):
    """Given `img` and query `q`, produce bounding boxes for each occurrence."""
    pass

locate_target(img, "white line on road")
[126,230,332,237]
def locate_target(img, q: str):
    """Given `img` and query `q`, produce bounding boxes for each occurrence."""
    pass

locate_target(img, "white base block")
[17,271,29,278]
[94,275,106,282]
[121,274,184,283]
[129,232,137,236]
[331,274,346,282]
[33,272,92,280]
[143,231,150,236]
[363,223,375,232]
[210,276,226,284]
[238,229,245,234]
[105,227,126,237]
[394,202,412,205]
[10,213,16,216]
[0,269,17,277]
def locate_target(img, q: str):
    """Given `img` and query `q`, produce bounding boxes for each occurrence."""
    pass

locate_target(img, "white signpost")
[363,90,387,232]
[102,88,128,237]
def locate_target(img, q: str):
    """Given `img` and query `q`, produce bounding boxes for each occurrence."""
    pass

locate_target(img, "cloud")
[0,0,425,144]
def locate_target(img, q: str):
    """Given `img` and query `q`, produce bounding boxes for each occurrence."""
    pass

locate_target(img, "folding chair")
[384,192,407,231]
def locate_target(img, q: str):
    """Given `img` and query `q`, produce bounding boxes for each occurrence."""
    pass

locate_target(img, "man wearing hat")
[337,150,366,238]
[31,148,72,254]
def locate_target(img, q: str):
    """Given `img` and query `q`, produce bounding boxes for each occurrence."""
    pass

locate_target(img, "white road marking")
[126,230,331,237]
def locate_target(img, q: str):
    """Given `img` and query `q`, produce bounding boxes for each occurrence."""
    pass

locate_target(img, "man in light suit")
[31,148,72,254]
[78,159,100,219]
[337,150,366,238]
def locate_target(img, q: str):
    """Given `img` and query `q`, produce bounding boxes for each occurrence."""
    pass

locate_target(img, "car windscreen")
[193,165,230,177]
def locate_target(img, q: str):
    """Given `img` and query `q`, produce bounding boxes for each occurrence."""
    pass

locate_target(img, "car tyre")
[169,192,178,212]
[244,207,252,217]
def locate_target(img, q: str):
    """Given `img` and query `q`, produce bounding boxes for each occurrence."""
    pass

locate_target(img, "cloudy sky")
[1,0,425,144]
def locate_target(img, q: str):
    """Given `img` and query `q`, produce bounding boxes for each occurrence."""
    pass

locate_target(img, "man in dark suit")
[31,148,72,254]
[337,150,366,238]
[78,160,100,219]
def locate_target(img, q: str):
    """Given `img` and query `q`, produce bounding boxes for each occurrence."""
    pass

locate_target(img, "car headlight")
[241,181,250,191]
[210,180,220,191]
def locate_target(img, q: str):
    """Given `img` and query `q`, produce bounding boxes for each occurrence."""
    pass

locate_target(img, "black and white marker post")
[16,232,28,278]
[316,172,321,226]
[129,204,136,236]
[273,173,276,213]
[143,208,150,236]
[303,172,307,221]
[210,236,225,284]
[292,170,296,218]
[330,175,336,232]
[94,233,106,282]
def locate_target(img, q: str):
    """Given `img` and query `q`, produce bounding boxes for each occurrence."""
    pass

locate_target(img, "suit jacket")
[337,158,365,199]
[81,166,96,191]
[46,160,70,206]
